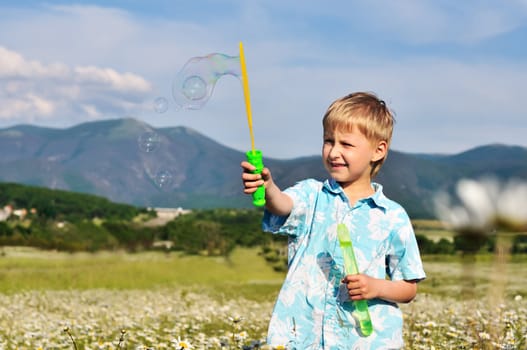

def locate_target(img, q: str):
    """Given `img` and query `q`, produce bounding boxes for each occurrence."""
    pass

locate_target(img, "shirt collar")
[323,178,389,211]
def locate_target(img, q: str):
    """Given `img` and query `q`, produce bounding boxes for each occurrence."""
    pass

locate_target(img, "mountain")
[1,118,526,218]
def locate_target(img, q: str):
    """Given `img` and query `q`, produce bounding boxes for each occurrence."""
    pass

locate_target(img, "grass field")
[0,246,526,349]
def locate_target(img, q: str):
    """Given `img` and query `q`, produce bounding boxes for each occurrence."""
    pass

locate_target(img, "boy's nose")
[328,145,342,158]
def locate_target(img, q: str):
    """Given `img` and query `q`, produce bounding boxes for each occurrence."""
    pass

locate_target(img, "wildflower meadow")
[0,246,526,350]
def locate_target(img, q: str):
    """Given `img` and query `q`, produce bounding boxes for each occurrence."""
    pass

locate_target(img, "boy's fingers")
[342,274,360,283]
[247,179,264,188]
[243,187,256,194]
[242,172,262,181]
[241,160,256,171]
[243,179,264,192]
[242,172,264,189]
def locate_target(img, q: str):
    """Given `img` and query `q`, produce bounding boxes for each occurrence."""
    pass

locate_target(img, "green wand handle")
[337,223,373,336]
[246,149,266,207]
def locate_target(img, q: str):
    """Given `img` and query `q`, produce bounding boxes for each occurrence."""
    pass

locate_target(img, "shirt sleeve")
[386,210,427,282]
[262,179,321,237]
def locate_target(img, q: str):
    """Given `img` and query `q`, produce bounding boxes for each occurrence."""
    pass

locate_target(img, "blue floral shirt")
[263,179,426,349]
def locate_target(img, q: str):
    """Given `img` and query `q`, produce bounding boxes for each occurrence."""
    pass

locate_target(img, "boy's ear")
[371,140,388,162]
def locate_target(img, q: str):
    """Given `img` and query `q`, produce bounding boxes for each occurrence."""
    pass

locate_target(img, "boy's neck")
[339,178,375,206]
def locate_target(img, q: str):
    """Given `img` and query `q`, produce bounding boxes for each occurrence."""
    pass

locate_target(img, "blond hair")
[322,92,395,177]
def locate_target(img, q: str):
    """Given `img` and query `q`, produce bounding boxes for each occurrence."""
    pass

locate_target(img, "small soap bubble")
[172,53,241,110]
[138,131,161,153]
[153,97,168,113]
[182,75,208,101]
[154,169,173,189]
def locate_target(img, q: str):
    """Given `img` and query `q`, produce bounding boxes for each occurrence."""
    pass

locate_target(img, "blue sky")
[0,1,526,159]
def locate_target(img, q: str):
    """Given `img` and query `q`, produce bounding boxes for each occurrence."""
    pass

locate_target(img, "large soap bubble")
[172,53,241,110]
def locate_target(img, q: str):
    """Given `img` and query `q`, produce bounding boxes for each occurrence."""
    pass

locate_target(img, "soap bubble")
[154,169,173,189]
[172,53,241,110]
[138,131,161,153]
[153,97,168,113]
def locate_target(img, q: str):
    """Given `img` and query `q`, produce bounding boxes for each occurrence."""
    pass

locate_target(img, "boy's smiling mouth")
[329,161,347,168]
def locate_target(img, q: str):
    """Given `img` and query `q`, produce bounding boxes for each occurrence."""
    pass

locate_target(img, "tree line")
[0,183,525,265]
[0,182,282,253]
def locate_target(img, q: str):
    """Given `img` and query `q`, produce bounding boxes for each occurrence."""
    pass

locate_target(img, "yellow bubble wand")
[239,41,265,207]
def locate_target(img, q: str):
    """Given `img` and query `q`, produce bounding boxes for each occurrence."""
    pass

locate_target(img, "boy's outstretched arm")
[241,161,293,216]
[342,274,418,304]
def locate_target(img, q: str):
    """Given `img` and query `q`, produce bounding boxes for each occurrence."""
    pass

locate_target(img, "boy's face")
[322,127,386,188]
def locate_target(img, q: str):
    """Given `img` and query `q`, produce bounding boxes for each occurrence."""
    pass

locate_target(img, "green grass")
[2,246,526,301]
[419,254,527,299]
[0,246,284,299]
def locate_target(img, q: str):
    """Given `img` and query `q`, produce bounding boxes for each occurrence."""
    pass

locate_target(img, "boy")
[241,92,426,349]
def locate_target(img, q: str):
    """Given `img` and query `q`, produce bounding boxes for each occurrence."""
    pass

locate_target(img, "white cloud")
[73,66,150,93]
[0,45,152,124]
[0,46,69,78]
[0,93,55,121]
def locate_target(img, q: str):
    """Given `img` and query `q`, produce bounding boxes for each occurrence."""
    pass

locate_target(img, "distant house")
[13,208,28,219]
[152,240,175,250]
[0,205,37,222]
[144,207,192,227]
[153,207,191,221]
[0,205,13,222]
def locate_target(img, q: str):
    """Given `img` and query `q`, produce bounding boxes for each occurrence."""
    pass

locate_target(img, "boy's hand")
[241,160,268,195]
[241,161,293,216]
[342,274,380,301]
[342,275,418,303]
